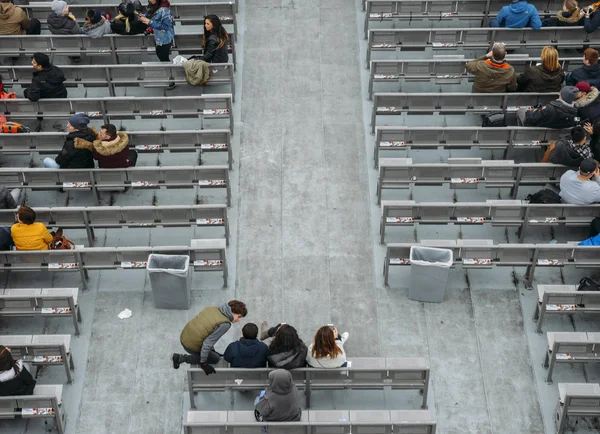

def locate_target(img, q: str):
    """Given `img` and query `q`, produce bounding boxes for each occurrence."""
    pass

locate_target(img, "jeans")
[43,158,60,169]
[155,43,172,62]
[180,341,220,365]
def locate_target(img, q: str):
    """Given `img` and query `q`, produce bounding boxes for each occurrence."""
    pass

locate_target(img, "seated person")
[223,323,269,368]
[111,0,147,35]
[582,1,600,32]
[465,43,517,93]
[584,120,600,156]
[574,81,600,123]
[0,0,41,35]
[254,370,301,422]
[547,125,592,167]
[517,46,564,93]
[83,9,113,38]
[0,346,36,396]
[305,325,349,368]
[542,0,583,26]
[47,0,82,35]
[43,114,96,169]
[24,53,67,102]
[567,48,600,87]
[517,86,580,128]
[198,15,229,63]
[93,124,137,168]
[0,186,20,210]
[260,323,307,370]
[11,206,53,251]
[489,0,542,29]
[559,158,600,204]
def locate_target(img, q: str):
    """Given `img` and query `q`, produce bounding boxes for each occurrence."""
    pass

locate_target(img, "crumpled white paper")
[117,308,133,320]
[172,55,188,65]
[234,379,243,385]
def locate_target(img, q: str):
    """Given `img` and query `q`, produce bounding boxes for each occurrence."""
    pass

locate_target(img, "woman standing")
[139,0,174,62]
[517,46,565,93]
[200,14,229,63]
[0,346,36,396]
[305,326,349,368]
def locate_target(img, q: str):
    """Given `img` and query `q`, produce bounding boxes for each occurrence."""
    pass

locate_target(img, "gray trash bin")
[147,254,192,310]
[409,246,453,303]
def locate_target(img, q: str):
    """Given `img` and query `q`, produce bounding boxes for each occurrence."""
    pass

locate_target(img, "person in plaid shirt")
[548,125,593,167]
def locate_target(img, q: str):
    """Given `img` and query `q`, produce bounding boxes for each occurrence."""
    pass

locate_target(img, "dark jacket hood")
[0,3,16,20]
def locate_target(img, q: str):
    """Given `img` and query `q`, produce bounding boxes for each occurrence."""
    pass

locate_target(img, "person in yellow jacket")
[172,300,247,374]
[10,206,53,251]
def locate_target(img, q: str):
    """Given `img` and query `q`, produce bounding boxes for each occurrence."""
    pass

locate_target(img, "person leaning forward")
[171,300,247,374]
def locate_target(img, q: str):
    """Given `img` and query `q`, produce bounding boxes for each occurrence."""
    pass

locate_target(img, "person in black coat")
[199,14,229,63]
[224,323,269,368]
[0,346,36,396]
[43,113,96,169]
[548,125,593,167]
[574,81,600,124]
[23,53,67,102]
[567,48,600,87]
[517,46,565,93]
[518,86,581,129]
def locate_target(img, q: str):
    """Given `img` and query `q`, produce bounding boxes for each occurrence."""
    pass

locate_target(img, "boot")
[260,321,269,341]
[171,353,184,369]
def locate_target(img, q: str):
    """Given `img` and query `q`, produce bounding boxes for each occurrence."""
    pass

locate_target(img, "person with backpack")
[111,1,147,35]
[489,0,542,29]
[517,86,581,128]
[559,158,600,204]
[547,125,593,167]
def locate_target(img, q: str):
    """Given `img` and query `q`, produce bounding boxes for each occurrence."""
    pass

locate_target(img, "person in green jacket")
[172,300,247,375]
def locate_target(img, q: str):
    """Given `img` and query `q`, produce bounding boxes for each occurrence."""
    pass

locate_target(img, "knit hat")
[32,52,50,68]
[68,113,90,130]
[51,0,68,15]
[560,86,579,104]
[579,158,598,175]
[575,81,592,93]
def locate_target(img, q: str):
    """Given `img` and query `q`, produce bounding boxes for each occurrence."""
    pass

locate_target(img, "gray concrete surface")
[1,0,600,433]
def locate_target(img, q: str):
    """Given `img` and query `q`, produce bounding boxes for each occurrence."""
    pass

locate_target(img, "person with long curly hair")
[261,323,307,369]
[0,346,36,396]
[306,325,349,368]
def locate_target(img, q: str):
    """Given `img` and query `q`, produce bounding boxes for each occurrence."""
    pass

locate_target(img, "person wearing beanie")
[0,0,41,35]
[47,0,82,35]
[82,9,112,38]
[559,158,600,204]
[567,48,600,87]
[547,125,593,167]
[23,53,67,101]
[542,0,584,26]
[43,113,96,169]
[518,86,581,128]
[489,0,542,30]
[574,80,600,123]
[465,43,517,93]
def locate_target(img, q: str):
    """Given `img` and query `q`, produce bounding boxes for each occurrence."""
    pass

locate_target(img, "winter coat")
[224,338,269,368]
[54,128,96,169]
[90,132,134,168]
[575,86,600,123]
[548,137,587,167]
[11,222,53,251]
[494,0,542,29]
[111,13,147,35]
[0,186,17,210]
[517,65,564,93]
[46,13,82,35]
[0,2,30,35]
[180,304,233,357]
[584,10,600,32]
[267,341,308,370]
[24,65,67,102]
[83,17,113,39]
[0,361,36,396]
[465,55,518,93]
[145,6,174,46]
[254,370,302,422]
[567,63,600,87]
[183,59,210,86]
[542,9,583,27]
[305,334,348,368]
[200,33,229,64]
[524,100,578,128]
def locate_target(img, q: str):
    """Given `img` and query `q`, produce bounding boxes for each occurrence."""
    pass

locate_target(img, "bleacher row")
[361,1,600,433]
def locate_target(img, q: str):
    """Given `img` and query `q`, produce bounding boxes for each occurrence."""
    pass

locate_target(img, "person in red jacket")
[92,124,137,168]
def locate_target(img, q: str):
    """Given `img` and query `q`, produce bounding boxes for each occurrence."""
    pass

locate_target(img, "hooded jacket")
[24,65,68,102]
[83,17,113,39]
[575,86,600,123]
[568,64,600,88]
[200,33,229,64]
[517,65,564,93]
[0,361,36,396]
[54,127,96,169]
[0,186,17,210]
[0,2,30,35]
[548,137,589,167]
[224,338,269,368]
[525,99,579,129]
[255,370,302,422]
[180,303,233,361]
[542,9,583,27]
[89,132,134,169]
[494,0,542,29]
[465,55,518,93]
[46,13,82,35]
[267,340,308,370]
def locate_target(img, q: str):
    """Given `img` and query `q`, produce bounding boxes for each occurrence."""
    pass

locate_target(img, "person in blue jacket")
[138,0,174,61]
[223,323,269,368]
[582,2,600,32]
[489,0,542,29]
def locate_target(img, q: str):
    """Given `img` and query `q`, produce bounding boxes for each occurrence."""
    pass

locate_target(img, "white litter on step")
[118,309,133,320]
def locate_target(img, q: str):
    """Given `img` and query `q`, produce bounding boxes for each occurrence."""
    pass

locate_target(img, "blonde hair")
[541,46,560,72]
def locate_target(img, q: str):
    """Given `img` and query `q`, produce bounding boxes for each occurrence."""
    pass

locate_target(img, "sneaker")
[171,353,183,369]
[341,332,350,341]
[166,82,176,90]
[260,321,269,341]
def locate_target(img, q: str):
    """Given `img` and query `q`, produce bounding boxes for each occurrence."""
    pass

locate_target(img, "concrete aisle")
[236,0,380,354]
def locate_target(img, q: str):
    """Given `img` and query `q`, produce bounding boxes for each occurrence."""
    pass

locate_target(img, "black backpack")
[577,277,600,292]
[482,111,506,127]
[525,188,562,204]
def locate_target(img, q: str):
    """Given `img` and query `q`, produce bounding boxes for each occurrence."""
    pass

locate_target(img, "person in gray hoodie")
[82,9,112,39]
[47,0,81,34]
[254,369,302,422]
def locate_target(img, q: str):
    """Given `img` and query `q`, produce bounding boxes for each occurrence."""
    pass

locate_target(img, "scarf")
[485,59,510,69]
